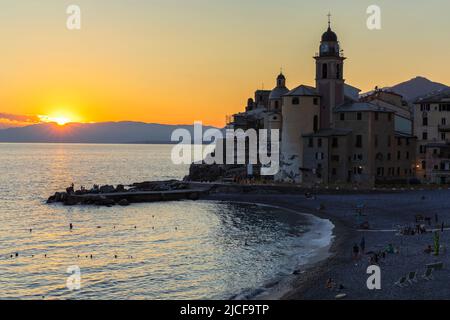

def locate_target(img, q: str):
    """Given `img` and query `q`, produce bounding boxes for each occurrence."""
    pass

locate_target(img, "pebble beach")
[206,188,450,300]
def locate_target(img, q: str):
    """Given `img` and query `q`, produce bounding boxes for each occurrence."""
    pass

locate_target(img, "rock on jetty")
[47,180,207,207]
[185,163,252,182]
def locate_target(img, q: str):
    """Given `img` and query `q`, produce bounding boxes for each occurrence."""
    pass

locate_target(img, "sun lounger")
[434,262,443,270]
[395,276,407,287]
[422,267,433,281]
[426,262,444,270]
[407,271,417,284]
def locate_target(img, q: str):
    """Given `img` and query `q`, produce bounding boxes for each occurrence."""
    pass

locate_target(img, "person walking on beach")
[326,278,334,290]
[352,243,360,260]
[360,237,366,254]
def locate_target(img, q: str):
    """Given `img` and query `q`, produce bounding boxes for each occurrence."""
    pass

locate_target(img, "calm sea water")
[0,143,333,300]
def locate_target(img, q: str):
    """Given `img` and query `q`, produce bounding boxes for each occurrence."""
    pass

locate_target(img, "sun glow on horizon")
[38,111,80,126]
[1,2,449,128]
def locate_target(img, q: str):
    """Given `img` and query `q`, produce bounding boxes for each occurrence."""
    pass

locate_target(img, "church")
[227,18,417,187]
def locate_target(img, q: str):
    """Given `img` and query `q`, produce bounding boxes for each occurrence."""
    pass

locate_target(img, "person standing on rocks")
[360,237,366,254]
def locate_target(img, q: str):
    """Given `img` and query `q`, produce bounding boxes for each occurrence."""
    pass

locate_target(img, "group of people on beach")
[352,237,397,265]
[325,278,345,292]
[231,175,270,185]
[401,213,446,236]
[401,224,428,236]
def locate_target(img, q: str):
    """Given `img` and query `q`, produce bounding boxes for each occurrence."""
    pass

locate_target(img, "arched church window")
[322,63,328,79]
[292,97,300,105]
[336,64,341,79]
[313,115,318,132]
[275,101,279,109]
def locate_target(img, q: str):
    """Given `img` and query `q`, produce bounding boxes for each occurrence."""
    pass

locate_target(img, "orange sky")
[0,0,449,128]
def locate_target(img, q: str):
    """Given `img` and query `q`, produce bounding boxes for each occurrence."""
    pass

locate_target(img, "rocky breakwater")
[46,180,201,207]
[184,163,251,182]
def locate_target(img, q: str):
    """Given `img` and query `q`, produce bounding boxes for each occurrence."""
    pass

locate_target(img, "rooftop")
[415,89,450,104]
[334,101,394,113]
[269,86,289,100]
[284,85,320,97]
[303,128,352,138]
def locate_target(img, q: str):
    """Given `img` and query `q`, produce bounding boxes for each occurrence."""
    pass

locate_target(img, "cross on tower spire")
[327,12,332,29]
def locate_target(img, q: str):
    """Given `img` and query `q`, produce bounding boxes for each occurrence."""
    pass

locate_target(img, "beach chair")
[434,262,444,270]
[395,276,407,287]
[407,271,418,284]
[426,262,444,271]
[356,203,365,210]
[422,267,434,281]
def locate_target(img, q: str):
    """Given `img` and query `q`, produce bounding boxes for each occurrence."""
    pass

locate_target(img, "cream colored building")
[277,86,320,182]
[303,103,416,186]
[226,18,418,186]
[361,90,412,135]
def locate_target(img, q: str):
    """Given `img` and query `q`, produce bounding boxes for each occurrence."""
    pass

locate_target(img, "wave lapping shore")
[44,175,450,300]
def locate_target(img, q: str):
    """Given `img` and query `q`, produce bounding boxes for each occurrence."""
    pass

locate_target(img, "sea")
[0,143,333,299]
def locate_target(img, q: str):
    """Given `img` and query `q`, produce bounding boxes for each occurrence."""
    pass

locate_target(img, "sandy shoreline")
[205,189,450,300]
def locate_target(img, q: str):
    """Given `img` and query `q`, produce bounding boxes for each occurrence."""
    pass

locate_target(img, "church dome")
[269,86,289,100]
[321,27,337,42]
[269,72,289,100]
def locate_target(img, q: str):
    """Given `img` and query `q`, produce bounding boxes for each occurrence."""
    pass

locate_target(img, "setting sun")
[38,112,79,126]
[52,116,70,126]
[38,115,70,126]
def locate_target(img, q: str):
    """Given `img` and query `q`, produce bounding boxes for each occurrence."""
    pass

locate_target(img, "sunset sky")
[0,0,449,128]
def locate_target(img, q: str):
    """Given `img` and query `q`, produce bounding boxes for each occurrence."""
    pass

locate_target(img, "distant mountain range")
[362,76,450,102]
[1,77,448,143]
[0,121,219,143]
[389,77,450,102]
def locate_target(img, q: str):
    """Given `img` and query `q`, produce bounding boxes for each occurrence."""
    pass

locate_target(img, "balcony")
[438,125,450,132]
[430,170,450,176]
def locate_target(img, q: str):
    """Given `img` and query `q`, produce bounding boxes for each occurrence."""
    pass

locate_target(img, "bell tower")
[315,14,346,129]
